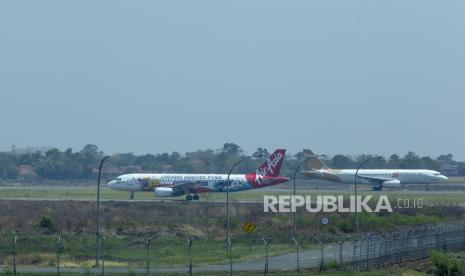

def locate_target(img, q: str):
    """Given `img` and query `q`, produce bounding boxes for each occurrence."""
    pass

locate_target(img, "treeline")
[0,143,463,181]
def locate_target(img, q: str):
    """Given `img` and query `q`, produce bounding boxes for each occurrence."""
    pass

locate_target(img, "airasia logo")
[256,152,283,180]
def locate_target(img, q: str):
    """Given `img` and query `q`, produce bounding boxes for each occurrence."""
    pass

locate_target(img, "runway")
[1,185,465,204]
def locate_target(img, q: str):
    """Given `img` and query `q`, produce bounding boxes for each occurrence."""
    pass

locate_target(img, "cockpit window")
[116,177,122,181]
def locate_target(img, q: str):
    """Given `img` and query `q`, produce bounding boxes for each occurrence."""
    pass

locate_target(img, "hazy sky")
[1,1,464,159]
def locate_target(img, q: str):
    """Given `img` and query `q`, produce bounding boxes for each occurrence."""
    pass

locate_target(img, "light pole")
[96,155,110,267]
[292,155,325,238]
[226,153,262,275]
[354,156,381,239]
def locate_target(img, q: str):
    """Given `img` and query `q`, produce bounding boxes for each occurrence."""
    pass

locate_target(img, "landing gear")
[373,185,383,191]
[129,191,135,200]
[185,194,200,201]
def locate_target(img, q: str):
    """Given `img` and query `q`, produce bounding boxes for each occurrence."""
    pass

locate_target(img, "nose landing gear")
[129,191,135,200]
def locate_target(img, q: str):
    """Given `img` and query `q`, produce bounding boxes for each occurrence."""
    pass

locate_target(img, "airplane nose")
[107,180,115,187]
[441,175,448,181]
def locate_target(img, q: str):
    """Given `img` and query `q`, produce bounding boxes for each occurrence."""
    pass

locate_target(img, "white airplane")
[301,149,448,191]
[107,149,289,200]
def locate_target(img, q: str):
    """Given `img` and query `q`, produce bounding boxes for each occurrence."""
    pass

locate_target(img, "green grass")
[1,186,465,205]
[0,266,430,275]
[3,186,457,226]
[0,234,316,268]
[446,177,465,184]
[0,272,421,276]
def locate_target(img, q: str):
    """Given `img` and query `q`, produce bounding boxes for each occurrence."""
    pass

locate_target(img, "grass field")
[1,186,465,205]
[445,176,465,183]
[0,233,318,268]
[0,184,464,271]
[0,269,430,276]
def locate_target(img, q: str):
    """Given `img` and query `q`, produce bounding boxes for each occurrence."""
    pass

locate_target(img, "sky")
[0,1,464,159]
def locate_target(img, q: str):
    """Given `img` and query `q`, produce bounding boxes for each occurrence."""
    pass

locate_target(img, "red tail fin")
[256,149,286,177]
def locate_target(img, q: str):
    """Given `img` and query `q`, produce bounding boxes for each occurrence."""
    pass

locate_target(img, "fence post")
[398,236,403,263]
[365,237,369,270]
[56,236,61,276]
[351,239,357,271]
[13,234,17,276]
[338,240,344,270]
[387,239,392,265]
[262,238,270,275]
[187,238,192,276]
[291,236,299,272]
[146,238,150,276]
[377,238,382,267]
[310,231,324,272]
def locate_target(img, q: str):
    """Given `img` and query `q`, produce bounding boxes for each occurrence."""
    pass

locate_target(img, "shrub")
[430,250,464,276]
[322,259,340,271]
[38,215,54,230]
[0,268,14,276]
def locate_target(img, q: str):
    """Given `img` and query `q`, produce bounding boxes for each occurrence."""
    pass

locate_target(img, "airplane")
[300,149,448,191]
[107,149,289,200]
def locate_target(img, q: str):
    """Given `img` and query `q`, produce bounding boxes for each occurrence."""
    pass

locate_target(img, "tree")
[387,154,400,168]
[437,154,454,164]
[221,143,241,156]
[135,154,159,170]
[170,152,181,163]
[255,147,269,157]
[113,153,136,167]
[80,144,100,164]
[0,161,18,179]
[355,155,386,168]
[420,156,439,170]
[331,155,353,169]
[0,153,18,179]
[401,152,421,169]
[34,148,84,179]
[18,151,42,165]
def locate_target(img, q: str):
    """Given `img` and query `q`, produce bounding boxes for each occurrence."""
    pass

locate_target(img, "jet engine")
[154,187,174,197]
[383,180,401,188]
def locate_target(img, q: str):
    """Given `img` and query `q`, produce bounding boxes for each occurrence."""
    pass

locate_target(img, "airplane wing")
[356,175,393,184]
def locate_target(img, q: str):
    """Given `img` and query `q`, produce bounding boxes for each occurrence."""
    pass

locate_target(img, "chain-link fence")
[351,222,465,271]
[1,222,465,274]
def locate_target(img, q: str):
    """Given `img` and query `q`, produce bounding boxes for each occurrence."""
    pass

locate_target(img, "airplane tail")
[256,149,286,177]
[303,149,328,170]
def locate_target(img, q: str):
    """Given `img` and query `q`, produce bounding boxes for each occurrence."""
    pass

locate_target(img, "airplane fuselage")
[107,148,289,199]
[303,169,448,187]
[108,173,288,194]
